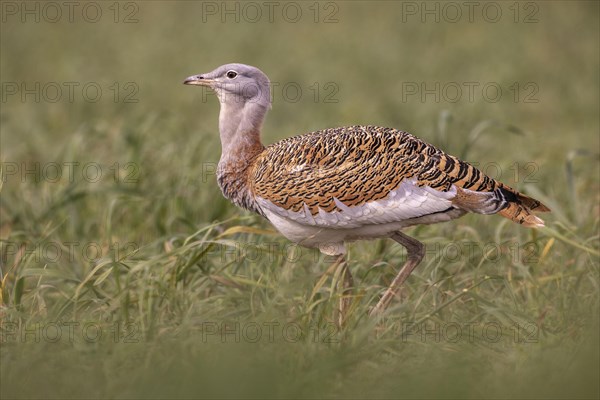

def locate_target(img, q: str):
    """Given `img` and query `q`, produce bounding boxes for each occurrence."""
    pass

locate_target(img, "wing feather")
[249,125,549,228]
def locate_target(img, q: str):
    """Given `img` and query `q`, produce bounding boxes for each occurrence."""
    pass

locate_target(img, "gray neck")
[218,96,267,166]
[215,95,267,214]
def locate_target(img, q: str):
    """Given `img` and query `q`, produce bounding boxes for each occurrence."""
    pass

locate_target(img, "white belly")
[256,178,467,255]
[262,207,465,255]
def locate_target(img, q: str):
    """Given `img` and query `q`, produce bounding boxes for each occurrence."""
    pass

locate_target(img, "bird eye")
[226,70,238,79]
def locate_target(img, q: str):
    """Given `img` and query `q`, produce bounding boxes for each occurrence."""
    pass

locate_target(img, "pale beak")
[183,74,215,86]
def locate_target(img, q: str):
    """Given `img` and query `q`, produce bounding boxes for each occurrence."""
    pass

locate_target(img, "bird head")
[184,63,271,109]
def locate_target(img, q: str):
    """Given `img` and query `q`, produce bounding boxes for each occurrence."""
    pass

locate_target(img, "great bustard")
[184,63,550,320]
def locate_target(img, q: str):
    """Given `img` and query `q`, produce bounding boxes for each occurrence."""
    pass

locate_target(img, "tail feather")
[417,145,550,228]
[512,191,551,213]
[453,185,550,228]
[498,202,546,227]
[497,188,549,227]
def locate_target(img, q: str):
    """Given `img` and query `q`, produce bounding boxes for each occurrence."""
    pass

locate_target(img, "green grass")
[1,2,599,399]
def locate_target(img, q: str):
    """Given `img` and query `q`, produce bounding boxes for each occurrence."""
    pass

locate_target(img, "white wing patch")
[256,178,457,228]
[289,163,308,174]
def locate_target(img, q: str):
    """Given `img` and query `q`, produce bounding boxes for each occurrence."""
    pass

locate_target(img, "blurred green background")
[1,1,598,399]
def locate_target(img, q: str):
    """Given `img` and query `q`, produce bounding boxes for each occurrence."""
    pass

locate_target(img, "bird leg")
[333,254,354,327]
[369,231,425,316]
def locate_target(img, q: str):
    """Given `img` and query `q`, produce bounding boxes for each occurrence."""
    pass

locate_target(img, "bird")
[183,63,550,323]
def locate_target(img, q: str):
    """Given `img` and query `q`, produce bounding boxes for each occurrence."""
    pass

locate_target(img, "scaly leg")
[369,231,424,316]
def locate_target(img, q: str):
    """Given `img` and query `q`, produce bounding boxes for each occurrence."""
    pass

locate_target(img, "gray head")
[183,63,271,108]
